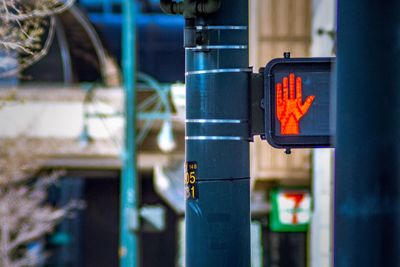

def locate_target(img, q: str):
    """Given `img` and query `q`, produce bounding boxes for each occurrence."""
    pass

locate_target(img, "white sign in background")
[277,192,311,225]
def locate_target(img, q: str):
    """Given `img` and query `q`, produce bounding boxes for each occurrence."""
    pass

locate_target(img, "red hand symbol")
[276,73,315,135]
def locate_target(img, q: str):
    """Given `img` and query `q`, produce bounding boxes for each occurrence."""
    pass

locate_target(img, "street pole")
[184,1,250,266]
[335,0,400,266]
[120,1,139,267]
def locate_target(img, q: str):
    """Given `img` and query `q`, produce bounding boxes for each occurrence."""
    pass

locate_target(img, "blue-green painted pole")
[120,1,139,267]
[185,1,250,266]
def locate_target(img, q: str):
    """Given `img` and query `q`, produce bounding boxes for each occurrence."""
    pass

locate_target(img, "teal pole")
[120,1,139,267]
[335,0,400,266]
[159,1,250,265]
[184,1,251,266]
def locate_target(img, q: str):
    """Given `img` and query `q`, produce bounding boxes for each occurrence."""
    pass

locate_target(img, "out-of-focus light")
[170,83,186,121]
[157,121,176,152]
[78,124,92,148]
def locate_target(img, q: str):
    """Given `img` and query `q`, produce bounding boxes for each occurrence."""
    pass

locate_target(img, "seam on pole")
[196,177,251,182]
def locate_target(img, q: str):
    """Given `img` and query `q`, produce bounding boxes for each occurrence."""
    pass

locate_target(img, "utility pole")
[335,0,400,266]
[185,1,250,266]
[120,1,139,267]
[160,0,251,266]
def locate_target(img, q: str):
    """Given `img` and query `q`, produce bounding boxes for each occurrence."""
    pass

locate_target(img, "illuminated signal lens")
[275,73,315,135]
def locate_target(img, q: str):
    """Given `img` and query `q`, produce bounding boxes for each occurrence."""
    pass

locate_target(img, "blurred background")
[0,0,335,266]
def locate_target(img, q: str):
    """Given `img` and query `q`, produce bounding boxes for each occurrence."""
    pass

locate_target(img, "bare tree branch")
[0,138,83,266]
[0,0,75,79]
[0,16,56,78]
[0,0,76,21]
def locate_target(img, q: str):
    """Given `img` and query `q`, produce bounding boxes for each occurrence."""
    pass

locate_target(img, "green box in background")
[270,188,311,232]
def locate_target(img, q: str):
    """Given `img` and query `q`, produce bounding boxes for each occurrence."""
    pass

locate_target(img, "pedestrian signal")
[264,57,334,148]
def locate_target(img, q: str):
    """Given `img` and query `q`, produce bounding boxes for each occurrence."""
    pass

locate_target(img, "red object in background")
[283,193,305,224]
[276,73,315,135]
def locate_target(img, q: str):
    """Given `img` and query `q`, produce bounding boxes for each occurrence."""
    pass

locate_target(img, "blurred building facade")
[0,1,185,266]
[249,0,312,266]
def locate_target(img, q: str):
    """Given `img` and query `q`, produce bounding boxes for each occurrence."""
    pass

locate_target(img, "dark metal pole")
[185,1,250,266]
[335,1,400,266]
